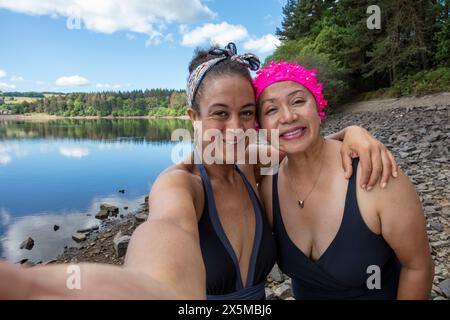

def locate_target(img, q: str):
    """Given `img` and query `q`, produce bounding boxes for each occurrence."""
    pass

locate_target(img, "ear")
[187,108,198,125]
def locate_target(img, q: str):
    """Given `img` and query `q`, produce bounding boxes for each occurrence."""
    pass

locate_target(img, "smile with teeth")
[280,127,306,140]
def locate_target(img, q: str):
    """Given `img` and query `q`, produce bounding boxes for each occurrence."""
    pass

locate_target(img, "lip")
[280,126,307,140]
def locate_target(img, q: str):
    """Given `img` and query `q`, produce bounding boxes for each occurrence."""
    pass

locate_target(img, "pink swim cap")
[253,61,327,119]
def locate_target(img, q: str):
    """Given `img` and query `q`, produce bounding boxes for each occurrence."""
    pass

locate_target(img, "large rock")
[268,264,284,283]
[101,204,119,214]
[113,231,131,258]
[77,225,99,233]
[95,209,109,220]
[53,225,60,231]
[72,233,87,243]
[273,281,293,300]
[20,237,34,250]
[265,287,277,300]
[96,204,119,219]
[438,279,450,298]
[135,213,148,223]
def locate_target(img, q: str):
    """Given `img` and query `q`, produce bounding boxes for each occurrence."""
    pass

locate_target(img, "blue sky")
[0,0,285,93]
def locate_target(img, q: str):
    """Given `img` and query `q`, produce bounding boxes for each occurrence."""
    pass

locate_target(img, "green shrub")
[265,40,352,111]
[357,68,450,100]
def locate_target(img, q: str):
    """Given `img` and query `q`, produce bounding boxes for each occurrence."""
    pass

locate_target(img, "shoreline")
[335,92,450,113]
[0,114,189,121]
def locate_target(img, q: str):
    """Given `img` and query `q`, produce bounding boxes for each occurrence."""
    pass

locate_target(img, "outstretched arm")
[0,169,206,300]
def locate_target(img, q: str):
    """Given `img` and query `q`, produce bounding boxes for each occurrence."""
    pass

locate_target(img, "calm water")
[0,118,192,263]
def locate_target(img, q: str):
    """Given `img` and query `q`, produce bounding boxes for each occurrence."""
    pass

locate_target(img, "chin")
[279,137,314,155]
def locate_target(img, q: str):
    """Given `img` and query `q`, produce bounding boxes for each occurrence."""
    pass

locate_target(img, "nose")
[224,114,244,141]
[225,114,243,131]
[280,105,298,124]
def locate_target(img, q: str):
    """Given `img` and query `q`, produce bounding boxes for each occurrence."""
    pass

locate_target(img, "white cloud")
[180,22,280,55]
[96,83,121,89]
[55,75,90,87]
[0,82,16,90]
[0,154,12,165]
[0,208,11,226]
[181,22,249,47]
[59,147,90,158]
[0,0,215,45]
[35,80,46,85]
[0,69,6,78]
[244,34,281,54]
[10,75,24,82]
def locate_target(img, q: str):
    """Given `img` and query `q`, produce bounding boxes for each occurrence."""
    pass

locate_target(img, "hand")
[339,126,398,190]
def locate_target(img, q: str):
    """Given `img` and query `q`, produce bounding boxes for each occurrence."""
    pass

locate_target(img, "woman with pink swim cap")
[256,61,434,300]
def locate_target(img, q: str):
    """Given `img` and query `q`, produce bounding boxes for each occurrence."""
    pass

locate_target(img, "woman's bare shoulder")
[150,161,204,221]
[156,162,201,187]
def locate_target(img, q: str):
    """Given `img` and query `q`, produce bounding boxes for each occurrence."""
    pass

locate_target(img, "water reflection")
[0,118,192,142]
[0,118,192,263]
[1,194,146,263]
[59,146,90,158]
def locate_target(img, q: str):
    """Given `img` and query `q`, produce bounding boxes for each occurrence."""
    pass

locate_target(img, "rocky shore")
[24,100,449,300]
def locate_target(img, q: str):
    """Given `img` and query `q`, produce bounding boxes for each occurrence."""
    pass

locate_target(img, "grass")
[357,67,450,101]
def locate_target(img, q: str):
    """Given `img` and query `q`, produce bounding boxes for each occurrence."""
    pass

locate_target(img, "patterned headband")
[186,42,261,108]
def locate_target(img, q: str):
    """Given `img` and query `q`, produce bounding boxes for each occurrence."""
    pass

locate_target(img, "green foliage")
[266,44,351,109]
[273,0,448,107]
[358,68,450,99]
[434,18,450,67]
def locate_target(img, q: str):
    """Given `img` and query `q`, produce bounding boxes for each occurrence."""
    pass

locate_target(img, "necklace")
[285,140,325,209]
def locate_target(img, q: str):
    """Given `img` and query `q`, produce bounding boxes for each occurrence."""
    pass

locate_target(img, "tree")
[276,0,335,40]
[364,0,435,84]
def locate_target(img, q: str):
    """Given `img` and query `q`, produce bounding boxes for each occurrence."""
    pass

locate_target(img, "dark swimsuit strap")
[194,151,264,298]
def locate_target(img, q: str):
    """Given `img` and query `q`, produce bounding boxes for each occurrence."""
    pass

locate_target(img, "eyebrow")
[259,98,276,106]
[260,89,307,106]
[240,103,256,109]
[287,89,306,97]
[209,102,255,109]
[209,103,228,109]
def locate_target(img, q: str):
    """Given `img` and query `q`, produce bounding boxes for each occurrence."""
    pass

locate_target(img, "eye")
[213,111,228,118]
[240,110,255,118]
[293,99,305,105]
[265,106,277,115]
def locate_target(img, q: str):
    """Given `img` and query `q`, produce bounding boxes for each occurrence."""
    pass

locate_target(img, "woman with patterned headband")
[0,44,399,300]
[256,62,434,299]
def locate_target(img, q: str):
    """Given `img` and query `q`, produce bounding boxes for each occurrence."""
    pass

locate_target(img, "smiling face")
[258,80,322,154]
[188,74,257,163]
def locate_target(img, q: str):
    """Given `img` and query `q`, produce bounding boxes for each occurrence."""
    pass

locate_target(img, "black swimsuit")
[272,158,401,300]
[196,161,276,300]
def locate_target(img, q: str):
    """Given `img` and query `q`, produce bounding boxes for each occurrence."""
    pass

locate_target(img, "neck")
[285,136,326,178]
[204,162,237,182]
[194,149,237,182]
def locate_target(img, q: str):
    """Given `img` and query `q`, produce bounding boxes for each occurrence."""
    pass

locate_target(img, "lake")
[0,118,192,263]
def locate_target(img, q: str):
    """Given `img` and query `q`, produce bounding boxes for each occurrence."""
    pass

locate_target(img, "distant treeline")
[0,89,187,117]
[0,92,47,98]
